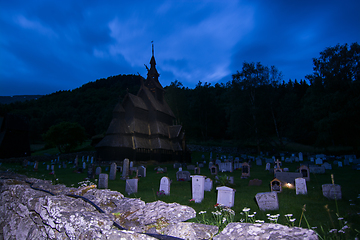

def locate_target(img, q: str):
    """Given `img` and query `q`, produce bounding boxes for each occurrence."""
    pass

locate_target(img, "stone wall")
[0,173,318,240]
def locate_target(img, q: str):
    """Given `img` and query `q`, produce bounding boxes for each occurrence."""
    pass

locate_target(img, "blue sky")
[1,0,359,96]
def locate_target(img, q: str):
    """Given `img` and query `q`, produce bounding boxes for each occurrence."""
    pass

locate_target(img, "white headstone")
[130,161,133,168]
[46,165,50,170]
[216,186,236,207]
[159,177,171,195]
[190,175,205,203]
[204,178,213,191]
[51,165,55,171]
[86,156,89,162]
[125,179,138,195]
[299,152,303,161]
[255,192,279,211]
[90,156,93,164]
[265,162,271,171]
[295,178,307,195]
[138,166,146,177]
[98,173,108,189]
[178,167,182,171]
[338,161,343,167]
[315,158,323,165]
[256,158,262,166]
[83,162,86,170]
[109,162,117,180]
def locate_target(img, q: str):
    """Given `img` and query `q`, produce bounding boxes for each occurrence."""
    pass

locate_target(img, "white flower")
[266,214,270,216]
[285,214,293,217]
[290,218,296,222]
[198,211,206,215]
[253,212,257,215]
[342,225,349,230]
[248,214,255,218]
[312,227,317,229]
[255,220,264,223]
[240,219,244,222]
[338,217,344,220]
[329,229,337,233]
[339,230,345,234]
[242,207,251,212]
[222,217,227,223]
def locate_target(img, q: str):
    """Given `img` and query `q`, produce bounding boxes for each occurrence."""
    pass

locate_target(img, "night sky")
[1,0,359,96]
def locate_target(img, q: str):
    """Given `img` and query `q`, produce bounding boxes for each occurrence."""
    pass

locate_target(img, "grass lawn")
[1,151,359,239]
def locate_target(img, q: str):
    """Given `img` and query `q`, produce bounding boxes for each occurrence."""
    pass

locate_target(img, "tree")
[43,122,87,153]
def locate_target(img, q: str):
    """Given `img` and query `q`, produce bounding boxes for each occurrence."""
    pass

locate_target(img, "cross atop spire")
[151,41,154,57]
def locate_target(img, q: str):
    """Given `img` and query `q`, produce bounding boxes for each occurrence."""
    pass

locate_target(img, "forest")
[1,43,359,154]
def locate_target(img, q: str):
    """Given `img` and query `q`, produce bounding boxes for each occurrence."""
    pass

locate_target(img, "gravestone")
[191,175,205,203]
[315,158,323,165]
[62,162,67,169]
[178,167,182,171]
[109,162,117,180]
[22,159,28,168]
[283,168,289,172]
[299,165,310,181]
[122,158,129,179]
[82,156,84,162]
[90,156,93,164]
[241,162,250,178]
[234,162,242,170]
[215,159,221,166]
[295,178,307,195]
[219,162,232,172]
[130,161,133,168]
[256,158,262,166]
[46,165,50,171]
[173,163,181,169]
[86,156,89,162]
[95,167,101,175]
[322,162,332,170]
[255,192,279,211]
[159,177,171,195]
[248,179,262,186]
[210,165,217,175]
[98,173,108,189]
[228,176,234,184]
[299,152,303,161]
[204,178,213,191]
[270,178,282,193]
[309,165,325,174]
[138,166,146,177]
[338,161,343,167]
[87,164,95,179]
[187,165,195,171]
[34,161,39,171]
[198,163,204,168]
[275,172,303,185]
[265,162,271,171]
[74,156,78,168]
[344,159,349,166]
[176,171,191,181]
[216,186,236,208]
[322,184,342,200]
[51,165,55,171]
[194,167,201,174]
[58,165,61,169]
[208,162,213,169]
[82,162,86,170]
[125,179,138,195]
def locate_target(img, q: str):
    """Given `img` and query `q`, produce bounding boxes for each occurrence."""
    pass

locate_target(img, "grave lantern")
[270,178,282,193]
[241,162,250,178]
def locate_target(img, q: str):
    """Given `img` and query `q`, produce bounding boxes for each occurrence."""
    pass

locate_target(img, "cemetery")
[1,151,359,239]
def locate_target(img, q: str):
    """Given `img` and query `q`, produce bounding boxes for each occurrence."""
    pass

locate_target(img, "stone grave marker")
[159,177,171,195]
[275,172,303,185]
[228,176,234,184]
[338,161,343,167]
[82,162,86,170]
[129,167,138,175]
[215,159,221,166]
[87,164,95,179]
[178,167,182,171]
[216,186,236,207]
[74,156,78,168]
[210,165,218,175]
[130,161,133,168]
[283,168,289,172]
[82,156,84,162]
[322,162,332,170]
[344,159,349,166]
[204,178,213,191]
[58,164,61,169]
[125,179,138,195]
[187,165,195,171]
[194,167,201,174]
[270,178,282,193]
[95,167,101,175]
[34,161,39,171]
[265,162,271,171]
[256,158,262,166]
[198,163,204,168]
[255,192,279,211]
[241,162,250,178]
[208,162,213,169]
[191,175,206,203]
[299,152,303,161]
[138,166,146,177]
[122,158,129,179]
[295,178,307,195]
[299,165,310,181]
[309,165,325,174]
[63,162,67,169]
[98,173,108,189]
[46,165,50,170]
[176,171,191,181]
[51,165,55,171]
[86,156,89,162]
[90,156,93,164]
[109,162,117,180]
[173,163,181,169]
[22,159,28,168]
[234,162,242,170]
[322,184,342,200]
[248,179,262,186]
[315,158,323,165]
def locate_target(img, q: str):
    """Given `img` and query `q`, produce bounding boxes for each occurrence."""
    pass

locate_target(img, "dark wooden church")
[96,45,189,162]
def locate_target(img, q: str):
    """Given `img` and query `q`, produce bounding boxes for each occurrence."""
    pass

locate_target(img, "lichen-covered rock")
[161,222,218,240]
[213,222,318,240]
